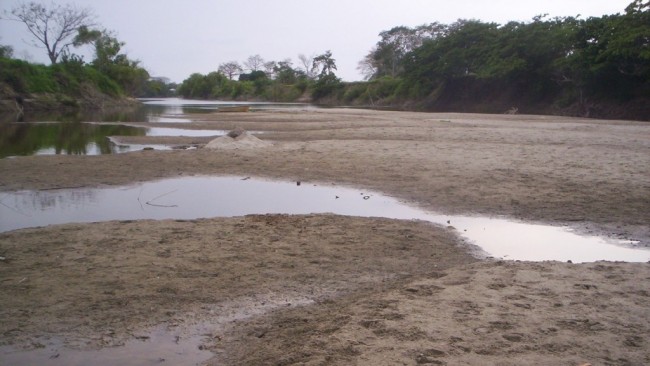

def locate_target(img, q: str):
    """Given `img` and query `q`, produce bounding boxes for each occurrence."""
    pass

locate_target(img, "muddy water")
[1,176,647,263]
[0,327,212,366]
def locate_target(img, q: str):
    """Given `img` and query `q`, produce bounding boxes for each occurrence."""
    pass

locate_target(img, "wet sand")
[0,109,649,365]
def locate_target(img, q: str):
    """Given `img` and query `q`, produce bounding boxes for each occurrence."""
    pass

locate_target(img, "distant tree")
[142,78,176,97]
[297,53,317,79]
[357,48,377,80]
[312,50,337,78]
[218,61,243,80]
[73,27,150,95]
[244,54,265,71]
[7,1,95,64]
[311,51,342,99]
[263,60,277,78]
[273,59,298,84]
[0,44,13,58]
[363,23,446,79]
[238,70,267,82]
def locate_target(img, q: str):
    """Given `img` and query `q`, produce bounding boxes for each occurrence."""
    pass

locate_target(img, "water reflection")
[0,98,316,124]
[0,122,146,158]
[1,176,647,263]
[0,122,234,157]
[0,105,148,124]
[145,127,226,137]
[140,97,316,113]
[0,98,314,156]
[0,326,212,366]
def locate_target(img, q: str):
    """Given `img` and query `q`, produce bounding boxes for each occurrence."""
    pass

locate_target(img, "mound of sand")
[204,129,272,150]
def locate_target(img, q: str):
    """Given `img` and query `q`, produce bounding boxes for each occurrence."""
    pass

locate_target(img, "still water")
[0,122,230,158]
[1,176,646,263]
[0,122,147,157]
[0,98,311,157]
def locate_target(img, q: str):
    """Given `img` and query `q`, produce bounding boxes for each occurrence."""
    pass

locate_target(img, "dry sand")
[0,108,649,365]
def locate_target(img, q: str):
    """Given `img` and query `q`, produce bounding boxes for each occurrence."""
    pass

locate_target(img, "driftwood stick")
[145,189,179,208]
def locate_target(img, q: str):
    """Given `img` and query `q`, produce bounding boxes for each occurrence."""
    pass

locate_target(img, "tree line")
[174,0,649,118]
[176,51,341,102]
[1,1,648,119]
[353,0,649,118]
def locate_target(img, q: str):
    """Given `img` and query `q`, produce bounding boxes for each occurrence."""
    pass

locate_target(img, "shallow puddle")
[1,176,647,263]
[0,326,212,366]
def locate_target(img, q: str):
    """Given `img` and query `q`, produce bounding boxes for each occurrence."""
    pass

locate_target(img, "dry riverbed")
[1,109,649,365]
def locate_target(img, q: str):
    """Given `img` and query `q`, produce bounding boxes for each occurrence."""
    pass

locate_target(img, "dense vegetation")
[175,0,648,119]
[0,35,151,109]
[353,0,650,118]
[0,2,155,110]
[176,51,341,102]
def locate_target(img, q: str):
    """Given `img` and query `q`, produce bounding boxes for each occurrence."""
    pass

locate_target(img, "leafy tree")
[177,73,207,98]
[311,51,342,100]
[599,1,649,79]
[8,1,95,64]
[363,23,446,79]
[142,78,176,97]
[238,70,267,82]
[72,27,149,96]
[312,50,337,78]
[178,71,236,99]
[0,44,13,59]
[273,60,298,84]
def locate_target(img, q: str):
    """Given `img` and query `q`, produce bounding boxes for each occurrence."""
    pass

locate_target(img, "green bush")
[342,83,367,103]
[0,59,60,94]
[0,56,125,99]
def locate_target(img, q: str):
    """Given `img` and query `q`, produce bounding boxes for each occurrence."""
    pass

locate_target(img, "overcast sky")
[0,0,632,82]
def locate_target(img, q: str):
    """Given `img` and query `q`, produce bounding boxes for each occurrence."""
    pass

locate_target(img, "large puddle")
[1,176,646,263]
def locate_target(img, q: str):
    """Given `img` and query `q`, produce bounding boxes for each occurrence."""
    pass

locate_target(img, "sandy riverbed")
[0,109,649,365]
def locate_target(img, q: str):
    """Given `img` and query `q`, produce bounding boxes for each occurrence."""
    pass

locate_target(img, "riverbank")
[0,91,140,117]
[0,109,649,365]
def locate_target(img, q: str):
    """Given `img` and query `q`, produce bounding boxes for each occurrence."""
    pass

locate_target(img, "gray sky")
[0,0,632,82]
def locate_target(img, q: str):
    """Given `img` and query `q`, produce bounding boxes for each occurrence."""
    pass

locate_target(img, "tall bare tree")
[243,54,265,72]
[357,47,378,80]
[218,61,243,80]
[297,53,316,79]
[8,1,95,64]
